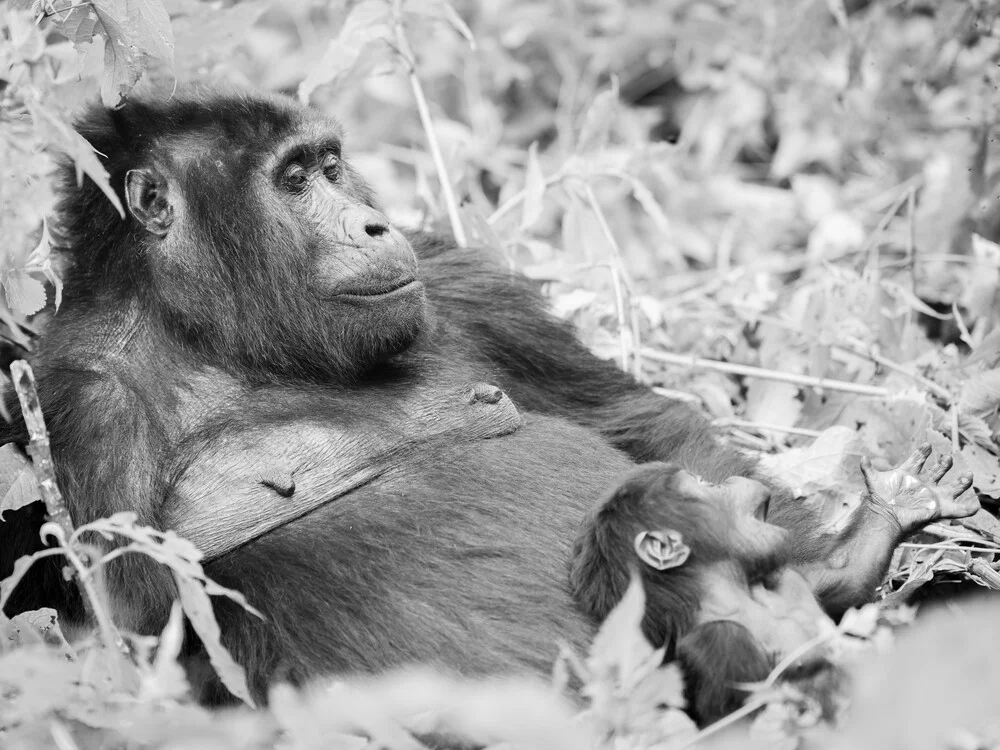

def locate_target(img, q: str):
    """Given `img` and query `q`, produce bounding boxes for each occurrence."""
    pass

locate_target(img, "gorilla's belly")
[203,414,632,681]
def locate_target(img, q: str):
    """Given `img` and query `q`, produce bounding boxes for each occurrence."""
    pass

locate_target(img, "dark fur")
[0,90,777,703]
[569,463,736,652]
[676,621,773,725]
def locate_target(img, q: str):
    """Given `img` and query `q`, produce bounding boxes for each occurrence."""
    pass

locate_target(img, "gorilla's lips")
[337,277,420,299]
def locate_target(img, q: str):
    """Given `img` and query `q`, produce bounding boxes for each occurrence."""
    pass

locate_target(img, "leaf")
[2,270,46,316]
[0,646,81,723]
[26,102,124,217]
[586,571,661,695]
[52,2,102,47]
[175,572,255,707]
[94,0,174,107]
[3,608,73,655]
[298,0,393,103]
[140,601,190,701]
[960,442,1000,499]
[519,141,545,231]
[0,445,38,520]
[759,425,865,498]
[45,0,175,107]
[576,84,619,154]
[958,368,1000,416]
[745,380,802,431]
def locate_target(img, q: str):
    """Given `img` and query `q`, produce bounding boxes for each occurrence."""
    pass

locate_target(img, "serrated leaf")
[1,468,43,517]
[3,608,73,655]
[298,0,393,103]
[3,270,46,316]
[959,368,1000,416]
[0,445,38,520]
[50,2,101,46]
[95,0,175,107]
[26,102,124,216]
[519,141,545,231]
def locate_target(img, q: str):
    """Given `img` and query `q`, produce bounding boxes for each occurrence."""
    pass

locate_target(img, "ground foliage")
[3,0,1000,747]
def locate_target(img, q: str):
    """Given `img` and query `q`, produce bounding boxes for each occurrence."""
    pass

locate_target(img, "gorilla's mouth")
[337,278,421,300]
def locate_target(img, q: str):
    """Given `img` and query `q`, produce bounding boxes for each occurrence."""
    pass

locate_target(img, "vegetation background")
[3,0,1000,747]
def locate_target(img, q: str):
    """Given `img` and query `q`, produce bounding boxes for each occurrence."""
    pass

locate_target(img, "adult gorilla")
[0,91,817,703]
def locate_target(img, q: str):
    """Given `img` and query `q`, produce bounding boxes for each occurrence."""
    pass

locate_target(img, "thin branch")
[676,695,768,749]
[10,360,73,538]
[715,418,823,438]
[390,0,467,247]
[583,183,642,378]
[841,334,952,404]
[641,348,891,398]
[763,627,841,689]
[9,360,113,640]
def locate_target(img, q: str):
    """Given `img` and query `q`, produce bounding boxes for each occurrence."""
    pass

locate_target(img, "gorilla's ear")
[634,529,690,570]
[126,168,174,236]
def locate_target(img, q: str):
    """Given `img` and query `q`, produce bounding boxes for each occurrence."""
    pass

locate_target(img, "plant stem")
[391,0,467,247]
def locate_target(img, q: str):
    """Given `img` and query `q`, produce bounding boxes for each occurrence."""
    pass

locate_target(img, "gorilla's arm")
[418,242,759,480]
[0,364,177,631]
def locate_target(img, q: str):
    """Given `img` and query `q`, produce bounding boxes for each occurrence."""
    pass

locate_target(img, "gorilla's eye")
[281,163,309,193]
[322,152,341,183]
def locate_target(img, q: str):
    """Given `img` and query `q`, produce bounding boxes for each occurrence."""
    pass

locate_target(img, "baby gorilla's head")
[570,462,837,725]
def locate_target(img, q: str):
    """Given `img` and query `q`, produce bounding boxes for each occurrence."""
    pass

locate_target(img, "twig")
[841,334,952,404]
[607,264,630,373]
[905,184,917,291]
[10,360,73,537]
[763,628,841,689]
[715,418,823,438]
[676,695,768,749]
[641,349,891,398]
[900,542,1000,554]
[583,183,642,378]
[650,386,701,403]
[390,0,467,247]
[8,360,114,642]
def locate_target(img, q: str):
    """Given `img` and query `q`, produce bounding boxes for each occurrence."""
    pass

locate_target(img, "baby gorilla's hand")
[859,443,978,535]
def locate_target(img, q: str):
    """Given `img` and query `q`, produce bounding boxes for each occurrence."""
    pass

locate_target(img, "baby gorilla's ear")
[634,529,690,570]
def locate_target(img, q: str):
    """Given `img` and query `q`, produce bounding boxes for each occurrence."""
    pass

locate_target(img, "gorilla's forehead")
[149,94,345,174]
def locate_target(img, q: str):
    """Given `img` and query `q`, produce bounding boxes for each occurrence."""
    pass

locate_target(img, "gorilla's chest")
[166,379,624,559]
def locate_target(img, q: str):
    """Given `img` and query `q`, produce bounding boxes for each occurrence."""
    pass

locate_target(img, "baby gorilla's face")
[673,470,789,563]
[669,470,835,663]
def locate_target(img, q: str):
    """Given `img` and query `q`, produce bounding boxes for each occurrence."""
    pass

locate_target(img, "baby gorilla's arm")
[795,444,977,615]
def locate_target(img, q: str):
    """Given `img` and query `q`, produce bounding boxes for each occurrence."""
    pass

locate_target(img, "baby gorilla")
[570,446,976,725]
